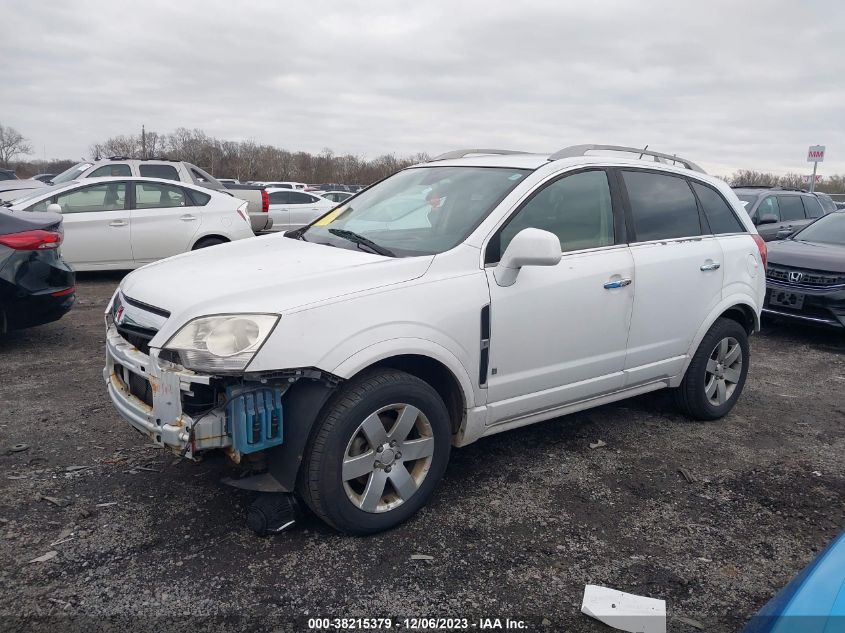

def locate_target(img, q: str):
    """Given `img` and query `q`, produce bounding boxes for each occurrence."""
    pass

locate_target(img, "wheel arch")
[262,344,475,493]
[191,234,230,249]
[363,354,466,435]
[677,296,760,385]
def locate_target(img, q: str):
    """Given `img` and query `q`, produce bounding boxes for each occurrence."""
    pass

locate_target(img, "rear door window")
[269,191,291,204]
[134,182,188,209]
[622,170,702,241]
[691,182,745,234]
[87,164,131,178]
[802,196,824,219]
[138,164,180,181]
[778,196,806,221]
[288,192,317,204]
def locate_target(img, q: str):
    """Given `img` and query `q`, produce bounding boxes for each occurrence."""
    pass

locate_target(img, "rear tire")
[192,236,227,250]
[673,317,750,420]
[298,369,451,535]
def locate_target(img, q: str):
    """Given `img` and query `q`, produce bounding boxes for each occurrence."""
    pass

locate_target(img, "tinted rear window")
[622,171,701,241]
[139,164,180,180]
[691,182,745,234]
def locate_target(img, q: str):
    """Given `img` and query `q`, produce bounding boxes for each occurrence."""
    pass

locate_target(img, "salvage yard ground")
[1,273,844,632]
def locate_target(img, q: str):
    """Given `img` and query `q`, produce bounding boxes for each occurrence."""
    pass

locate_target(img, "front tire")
[674,317,750,420]
[298,369,451,535]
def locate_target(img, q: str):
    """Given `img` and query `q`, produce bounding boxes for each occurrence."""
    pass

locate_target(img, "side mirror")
[493,228,561,287]
[776,229,792,240]
[47,203,62,214]
[758,213,778,225]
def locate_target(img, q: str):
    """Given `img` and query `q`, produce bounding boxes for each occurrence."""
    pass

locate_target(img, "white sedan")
[266,188,335,232]
[7,177,255,271]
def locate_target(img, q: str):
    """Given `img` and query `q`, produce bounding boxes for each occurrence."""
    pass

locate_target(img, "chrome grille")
[766,265,845,288]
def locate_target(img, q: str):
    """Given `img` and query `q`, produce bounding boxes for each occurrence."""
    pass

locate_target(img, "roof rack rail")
[429,149,526,161]
[104,155,177,162]
[731,184,808,192]
[549,144,706,174]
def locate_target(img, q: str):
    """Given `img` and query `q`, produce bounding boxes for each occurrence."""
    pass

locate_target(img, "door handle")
[700,262,721,271]
[603,278,632,289]
[109,220,127,227]
[179,214,197,221]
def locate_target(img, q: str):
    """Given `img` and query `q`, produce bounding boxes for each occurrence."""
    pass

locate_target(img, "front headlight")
[164,314,279,373]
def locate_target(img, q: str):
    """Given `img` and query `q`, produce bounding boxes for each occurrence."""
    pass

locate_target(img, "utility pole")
[142,124,146,158]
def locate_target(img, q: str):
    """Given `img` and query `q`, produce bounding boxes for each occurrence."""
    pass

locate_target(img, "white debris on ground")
[581,584,666,633]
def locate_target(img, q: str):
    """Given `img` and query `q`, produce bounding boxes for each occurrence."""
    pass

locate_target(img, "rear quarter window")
[187,189,211,206]
[691,182,745,234]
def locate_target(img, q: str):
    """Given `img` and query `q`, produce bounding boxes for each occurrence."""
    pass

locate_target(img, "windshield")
[52,162,93,184]
[10,183,64,206]
[298,166,530,256]
[793,212,845,245]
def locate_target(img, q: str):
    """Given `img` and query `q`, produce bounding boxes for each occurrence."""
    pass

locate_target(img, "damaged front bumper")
[103,322,230,459]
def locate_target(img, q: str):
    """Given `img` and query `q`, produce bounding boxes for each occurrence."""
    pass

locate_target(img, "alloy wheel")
[704,336,742,406]
[342,403,435,513]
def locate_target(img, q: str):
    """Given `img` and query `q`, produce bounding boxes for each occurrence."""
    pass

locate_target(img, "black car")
[0,169,17,181]
[763,210,845,328]
[733,186,826,241]
[0,207,75,333]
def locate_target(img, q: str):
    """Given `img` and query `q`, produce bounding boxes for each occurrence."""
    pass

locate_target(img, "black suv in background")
[733,186,826,241]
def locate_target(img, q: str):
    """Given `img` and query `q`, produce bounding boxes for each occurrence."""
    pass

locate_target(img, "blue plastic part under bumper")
[226,386,284,454]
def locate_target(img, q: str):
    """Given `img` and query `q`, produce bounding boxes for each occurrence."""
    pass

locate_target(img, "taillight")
[261,190,269,213]
[236,203,249,223]
[0,229,63,250]
[752,234,767,268]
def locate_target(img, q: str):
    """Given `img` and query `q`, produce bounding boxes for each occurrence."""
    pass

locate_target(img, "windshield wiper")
[328,229,396,257]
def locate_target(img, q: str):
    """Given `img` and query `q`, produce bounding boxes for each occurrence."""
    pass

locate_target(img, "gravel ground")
[1,273,843,633]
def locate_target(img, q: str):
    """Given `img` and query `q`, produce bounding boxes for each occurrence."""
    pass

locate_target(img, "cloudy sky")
[3,0,844,176]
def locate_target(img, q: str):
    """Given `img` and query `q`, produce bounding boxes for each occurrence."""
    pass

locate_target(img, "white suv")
[103,145,767,535]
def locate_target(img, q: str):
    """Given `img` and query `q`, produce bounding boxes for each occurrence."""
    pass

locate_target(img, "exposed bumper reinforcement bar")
[103,322,231,458]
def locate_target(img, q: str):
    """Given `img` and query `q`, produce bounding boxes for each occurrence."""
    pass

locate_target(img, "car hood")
[767,239,845,273]
[120,233,434,338]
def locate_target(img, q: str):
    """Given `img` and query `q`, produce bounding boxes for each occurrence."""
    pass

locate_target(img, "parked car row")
[3,177,254,270]
[46,157,272,233]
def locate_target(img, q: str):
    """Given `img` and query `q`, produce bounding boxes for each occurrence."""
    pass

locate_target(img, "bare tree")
[0,123,33,166]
